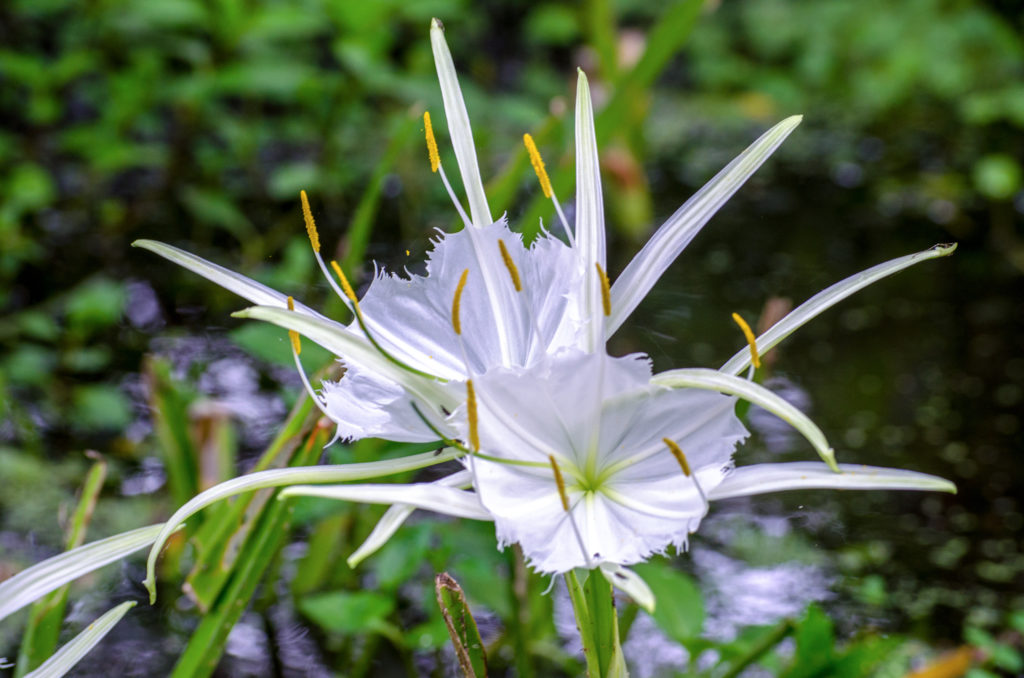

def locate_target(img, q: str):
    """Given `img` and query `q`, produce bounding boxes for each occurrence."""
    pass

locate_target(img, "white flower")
[131,19,958,604]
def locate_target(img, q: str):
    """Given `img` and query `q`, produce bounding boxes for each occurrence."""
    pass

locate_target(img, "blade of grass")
[15,453,107,676]
[435,572,488,678]
[169,415,332,678]
[22,601,136,678]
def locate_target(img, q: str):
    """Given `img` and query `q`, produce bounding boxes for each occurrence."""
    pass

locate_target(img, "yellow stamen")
[731,312,762,369]
[466,379,480,451]
[286,296,301,355]
[548,455,570,512]
[329,260,360,308]
[300,190,320,254]
[662,438,691,477]
[451,268,469,334]
[497,240,522,292]
[595,263,611,316]
[523,133,552,199]
[424,111,440,173]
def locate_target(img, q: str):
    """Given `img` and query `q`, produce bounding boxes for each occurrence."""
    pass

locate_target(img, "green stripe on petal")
[133,240,322,318]
[430,18,491,228]
[0,525,164,622]
[651,368,838,470]
[23,601,137,678]
[719,243,957,376]
[279,481,490,520]
[708,462,956,500]
[142,450,460,602]
[608,116,802,336]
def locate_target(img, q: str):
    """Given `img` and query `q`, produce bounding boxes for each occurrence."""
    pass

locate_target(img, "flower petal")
[320,364,442,443]
[0,524,165,622]
[719,243,958,375]
[651,368,838,470]
[607,116,802,335]
[24,601,136,678]
[279,481,491,520]
[132,240,323,318]
[708,462,956,500]
[430,18,491,228]
[574,70,607,352]
[599,563,655,613]
[232,305,454,411]
[142,450,460,601]
[347,470,474,568]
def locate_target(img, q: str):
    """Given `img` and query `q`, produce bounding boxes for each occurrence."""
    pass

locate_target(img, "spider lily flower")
[129,19,958,606]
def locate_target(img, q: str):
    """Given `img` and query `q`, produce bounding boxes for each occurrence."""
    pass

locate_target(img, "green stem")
[565,571,601,678]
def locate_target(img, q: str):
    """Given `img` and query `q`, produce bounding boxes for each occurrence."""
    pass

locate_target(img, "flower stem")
[565,570,601,678]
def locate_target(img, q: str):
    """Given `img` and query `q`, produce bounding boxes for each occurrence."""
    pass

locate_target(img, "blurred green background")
[1,0,1022,676]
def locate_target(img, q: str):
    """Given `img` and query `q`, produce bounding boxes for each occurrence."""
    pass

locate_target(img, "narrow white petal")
[651,368,838,470]
[719,243,958,375]
[607,116,802,335]
[280,481,491,520]
[574,70,607,352]
[347,470,474,567]
[132,240,322,318]
[232,305,455,411]
[430,18,491,228]
[0,525,164,622]
[708,462,956,500]
[143,450,460,601]
[24,601,136,678]
[599,563,656,614]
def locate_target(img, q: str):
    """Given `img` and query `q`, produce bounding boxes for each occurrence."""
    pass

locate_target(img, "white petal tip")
[430,17,443,31]
[932,242,958,256]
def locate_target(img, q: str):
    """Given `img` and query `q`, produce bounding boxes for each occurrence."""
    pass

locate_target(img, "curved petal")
[430,18,490,228]
[232,305,454,411]
[708,462,956,500]
[24,601,136,678]
[142,450,460,601]
[651,368,837,470]
[279,482,491,520]
[574,71,607,352]
[600,563,655,614]
[132,240,323,319]
[0,524,165,623]
[719,243,958,375]
[607,116,802,335]
[347,470,475,568]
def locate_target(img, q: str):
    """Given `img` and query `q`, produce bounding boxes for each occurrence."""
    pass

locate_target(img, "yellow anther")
[466,379,480,451]
[662,438,691,477]
[329,260,360,308]
[731,312,762,369]
[497,239,522,292]
[451,268,469,335]
[523,133,552,199]
[595,263,611,317]
[286,296,301,355]
[548,455,571,512]
[300,190,320,254]
[424,111,440,173]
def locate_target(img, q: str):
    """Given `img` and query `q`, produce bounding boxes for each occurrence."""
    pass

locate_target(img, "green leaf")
[64,278,126,334]
[69,384,132,432]
[973,154,1022,200]
[300,590,396,635]
[435,572,489,678]
[3,345,56,386]
[632,560,704,644]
